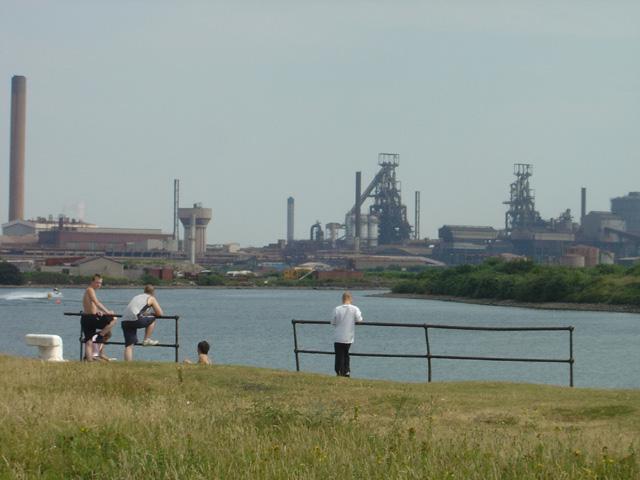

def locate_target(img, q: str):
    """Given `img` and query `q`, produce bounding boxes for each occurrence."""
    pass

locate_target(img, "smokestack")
[190,212,196,264]
[173,179,180,241]
[287,197,294,243]
[9,75,27,221]
[414,191,420,240]
[355,171,362,250]
[581,187,586,224]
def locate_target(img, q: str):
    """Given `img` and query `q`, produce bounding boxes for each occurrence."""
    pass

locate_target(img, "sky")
[1,1,639,246]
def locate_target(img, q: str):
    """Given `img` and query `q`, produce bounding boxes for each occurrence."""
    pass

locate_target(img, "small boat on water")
[0,289,63,301]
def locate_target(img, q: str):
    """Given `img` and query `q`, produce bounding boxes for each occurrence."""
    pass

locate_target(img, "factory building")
[579,211,640,260]
[611,192,640,234]
[345,154,412,247]
[2,216,97,237]
[435,225,499,264]
[581,212,626,243]
[38,228,173,252]
[40,256,125,277]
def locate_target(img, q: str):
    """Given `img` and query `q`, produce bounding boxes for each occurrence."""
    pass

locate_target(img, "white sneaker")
[142,338,159,346]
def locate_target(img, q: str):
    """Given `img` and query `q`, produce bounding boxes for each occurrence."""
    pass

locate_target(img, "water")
[1,287,638,389]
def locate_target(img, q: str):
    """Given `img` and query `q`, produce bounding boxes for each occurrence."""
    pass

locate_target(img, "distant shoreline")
[376,292,640,314]
[0,284,389,291]
[7,285,638,313]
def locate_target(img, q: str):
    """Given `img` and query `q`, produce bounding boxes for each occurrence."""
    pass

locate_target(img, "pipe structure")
[355,171,362,250]
[414,191,421,240]
[581,187,586,224]
[190,213,196,264]
[173,179,180,242]
[9,75,27,221]
[287,197,294,243]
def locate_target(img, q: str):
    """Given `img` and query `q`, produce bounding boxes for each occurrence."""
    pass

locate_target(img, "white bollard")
[24,334,65,362]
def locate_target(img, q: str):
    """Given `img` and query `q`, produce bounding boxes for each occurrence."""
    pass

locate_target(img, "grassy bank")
[393,259,640,306]
[0,356,638,479]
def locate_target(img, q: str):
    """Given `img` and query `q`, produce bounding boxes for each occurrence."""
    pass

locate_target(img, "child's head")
[197,341,210,355]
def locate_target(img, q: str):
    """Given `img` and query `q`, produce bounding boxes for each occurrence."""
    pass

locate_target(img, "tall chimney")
[9,75,27,221]
[581,187,586,224]
[287,197,294,243]
[355,171,362,250]
[173,179,180,241]
[414,191,420,240]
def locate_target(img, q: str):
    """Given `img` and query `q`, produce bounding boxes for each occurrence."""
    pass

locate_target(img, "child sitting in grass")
[184,340,211,365]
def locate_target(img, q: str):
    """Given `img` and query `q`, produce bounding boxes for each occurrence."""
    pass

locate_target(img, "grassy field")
[0,356,638,479]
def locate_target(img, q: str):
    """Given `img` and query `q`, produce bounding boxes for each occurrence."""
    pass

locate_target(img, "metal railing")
[64,312,180,362]
[292,320,575,386]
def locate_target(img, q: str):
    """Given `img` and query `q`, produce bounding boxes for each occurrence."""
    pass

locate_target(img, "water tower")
[178,203,212,263]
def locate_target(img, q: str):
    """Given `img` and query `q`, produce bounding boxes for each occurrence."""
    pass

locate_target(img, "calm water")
[1,287,638,389]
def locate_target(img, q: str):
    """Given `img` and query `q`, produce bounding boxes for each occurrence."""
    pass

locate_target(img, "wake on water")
[0,290,63,301]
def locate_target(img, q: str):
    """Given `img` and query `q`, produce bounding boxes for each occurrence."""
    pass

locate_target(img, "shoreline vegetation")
[3,258,640,313]
[391,259,640,313]
[0,262,411,289]
[1,355,638,478]
[379,292,640,314]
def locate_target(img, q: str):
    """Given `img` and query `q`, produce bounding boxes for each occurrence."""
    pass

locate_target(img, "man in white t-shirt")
[120,285,164,361]
[332,291,363,377]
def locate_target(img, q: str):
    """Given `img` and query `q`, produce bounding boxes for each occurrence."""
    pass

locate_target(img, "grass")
[0,355,638,479]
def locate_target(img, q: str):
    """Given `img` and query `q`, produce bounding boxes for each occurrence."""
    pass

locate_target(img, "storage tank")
[367,215,379,247]
[568,245,599,267]
[345,213,369,245]
[345,213,354,245]
[559,254,585,268]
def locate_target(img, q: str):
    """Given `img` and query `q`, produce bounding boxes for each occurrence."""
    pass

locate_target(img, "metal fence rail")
[64,312,180,362]
[292,320,575,386]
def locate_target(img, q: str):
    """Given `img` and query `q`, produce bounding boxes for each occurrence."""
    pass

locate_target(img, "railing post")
[424,325,432,383]
[175,316,180,363]
[79,324,83,361]
[292,320,300,371]
[569,326,574,387]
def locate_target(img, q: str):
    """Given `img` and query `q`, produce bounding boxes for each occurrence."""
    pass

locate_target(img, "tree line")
[392,259,640,305]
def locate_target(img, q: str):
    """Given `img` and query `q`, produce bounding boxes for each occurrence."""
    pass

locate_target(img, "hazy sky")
[1,1,639,246]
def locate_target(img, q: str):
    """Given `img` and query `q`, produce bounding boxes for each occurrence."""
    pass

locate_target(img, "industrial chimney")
[581,187,586,224]
[173,179,180,242]
[414,191,421,240]
[287,197,294,243]
[9,75,27,221]
[355,171,362,251]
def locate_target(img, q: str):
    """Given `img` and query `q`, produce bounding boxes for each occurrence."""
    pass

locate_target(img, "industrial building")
[611,192,640,234]
[1,77,216,263]
[40,256,125,277]
[286,153,415,257]
[346,153,412,247]
[3,75,640,270]
[38,228,174,252]
[435,225,499,264]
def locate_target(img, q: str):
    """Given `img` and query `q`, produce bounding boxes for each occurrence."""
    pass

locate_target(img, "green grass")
[0,355,638,479]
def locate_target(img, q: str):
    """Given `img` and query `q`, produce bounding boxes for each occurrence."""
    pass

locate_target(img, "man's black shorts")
[80,314,113,341]
[121,316,156,346]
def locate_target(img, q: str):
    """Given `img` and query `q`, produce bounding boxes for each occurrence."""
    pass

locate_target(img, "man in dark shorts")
[81,274,116,361]
[121,285,164,361]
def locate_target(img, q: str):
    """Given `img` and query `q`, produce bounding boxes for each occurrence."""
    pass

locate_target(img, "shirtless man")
[81,274,116,361]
